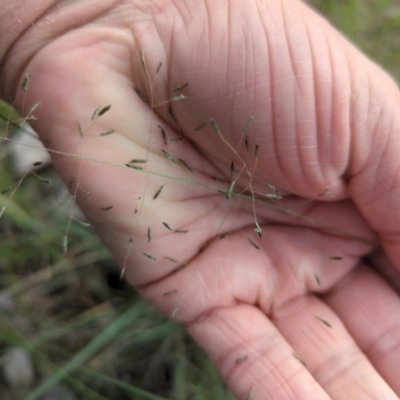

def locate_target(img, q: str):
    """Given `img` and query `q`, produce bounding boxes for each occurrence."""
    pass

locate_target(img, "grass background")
[1,1,400,399]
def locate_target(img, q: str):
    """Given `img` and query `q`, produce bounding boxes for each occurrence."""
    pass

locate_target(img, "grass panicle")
[0,2,397,398]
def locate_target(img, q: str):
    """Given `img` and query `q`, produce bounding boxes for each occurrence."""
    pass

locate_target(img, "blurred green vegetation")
[1,1,400,399]
[308,0,400,82]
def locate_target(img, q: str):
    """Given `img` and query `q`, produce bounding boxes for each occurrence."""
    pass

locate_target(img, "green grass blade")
[24,306,139,400]
[77,367,171,400]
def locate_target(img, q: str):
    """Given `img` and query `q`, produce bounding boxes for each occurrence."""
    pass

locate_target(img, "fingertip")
[188,304,330,400]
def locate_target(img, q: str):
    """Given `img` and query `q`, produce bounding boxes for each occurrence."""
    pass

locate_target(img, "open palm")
[3,0,400,398]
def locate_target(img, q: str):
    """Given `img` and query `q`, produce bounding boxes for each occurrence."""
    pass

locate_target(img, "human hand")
[2,0,400,398]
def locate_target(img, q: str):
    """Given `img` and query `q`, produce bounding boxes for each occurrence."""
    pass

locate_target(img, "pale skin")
[2,0,400,399]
